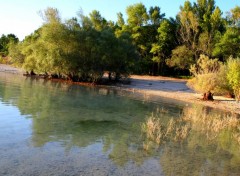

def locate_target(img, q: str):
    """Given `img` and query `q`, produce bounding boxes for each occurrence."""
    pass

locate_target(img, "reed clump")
[182,106,240,140]
[142,106,240,149]
[141,112,191,147]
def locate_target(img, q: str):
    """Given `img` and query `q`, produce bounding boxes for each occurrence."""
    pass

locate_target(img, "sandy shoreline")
[122,75,240,114]
[0,64,24,74]
[0,64,239,114]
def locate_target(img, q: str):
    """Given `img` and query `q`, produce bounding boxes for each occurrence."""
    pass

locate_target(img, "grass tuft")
[142,106,240,150]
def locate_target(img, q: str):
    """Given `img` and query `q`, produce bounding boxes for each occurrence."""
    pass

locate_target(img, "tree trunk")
[108,72,112,81]
[30,70,36,76]
[203,91,214,101]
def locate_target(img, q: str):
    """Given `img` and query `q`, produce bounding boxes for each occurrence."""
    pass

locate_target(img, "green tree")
[8,41,24,66]
[213,27,240,59]
[197,6,223,56]
[167,45,194,70]
[89,10,107,31]
[126,3,168,75]
[168,0,224,72]
[227,6,240,27]
[213,6,240,59]
[226,58,240,101]
[0,34,19,56]
[126,3,148,27]
[17,7,138,82]
[116,12,125,27]
[150,20,175,74]
[193,0,216,32]
[148,6,165,26]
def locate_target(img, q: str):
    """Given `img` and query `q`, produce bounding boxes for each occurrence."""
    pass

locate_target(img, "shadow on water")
[0,73,239,175]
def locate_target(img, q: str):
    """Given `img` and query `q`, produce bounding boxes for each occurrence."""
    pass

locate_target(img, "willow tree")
[19,8,79,76]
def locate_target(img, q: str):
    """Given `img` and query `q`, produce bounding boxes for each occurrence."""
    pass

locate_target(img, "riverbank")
[0,64,239,114]
[0,64,24,74]
[122,75,240,114]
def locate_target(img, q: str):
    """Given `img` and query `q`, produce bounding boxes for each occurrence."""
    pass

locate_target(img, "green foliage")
[190,54,221,75]
[0,34,19,56]
[167,45,194,70]
[5,1,240,78]
[116,12,125,27]
[188,55,240,98]
[148,6,165,26]
[126,3,148,27]
[226,58,240,101]
[89,10,107,31]
[227,6,240,26]
[188,72,218,93]
[8,41,25,66]
[213,27,240,59]
[214,64,233,95]
[150,20,175,74]
[10,7,137,82]
[175,0,223,64]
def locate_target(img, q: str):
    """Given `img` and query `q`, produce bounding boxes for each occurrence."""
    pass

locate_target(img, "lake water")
[0,73,239,176]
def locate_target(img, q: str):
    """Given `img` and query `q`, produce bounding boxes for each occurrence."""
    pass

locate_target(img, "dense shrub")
[226,57,240,101]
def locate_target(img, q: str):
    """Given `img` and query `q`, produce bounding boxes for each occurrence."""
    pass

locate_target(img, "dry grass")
[142,106,240,150]
[182,106,240,140]
[141,112,191,148]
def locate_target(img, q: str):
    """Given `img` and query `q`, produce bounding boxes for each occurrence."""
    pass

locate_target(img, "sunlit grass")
[142,106,240,150]
[141,113,191,148]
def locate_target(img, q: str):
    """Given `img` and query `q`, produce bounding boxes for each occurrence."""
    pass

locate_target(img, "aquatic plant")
[142,106,240,150]
[141,112,191,148]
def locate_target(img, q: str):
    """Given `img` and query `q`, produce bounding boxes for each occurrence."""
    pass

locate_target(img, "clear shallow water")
[0,73,239,176]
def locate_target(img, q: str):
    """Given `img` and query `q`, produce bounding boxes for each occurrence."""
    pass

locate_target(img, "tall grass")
[142,106,240,150]
[141,113,191,147]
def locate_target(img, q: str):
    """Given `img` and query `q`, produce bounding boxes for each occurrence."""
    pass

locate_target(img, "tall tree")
[213,6,240,59]
[89,10,107,31]
[150,20,175,74]
[213,27,240,59]
[0,34,19,56]
[168,0,223,72]
[148,6,165,26]
[228,6,240,27]
[117,12,125,27]
[126,3,148,27]
[193,0,216,32]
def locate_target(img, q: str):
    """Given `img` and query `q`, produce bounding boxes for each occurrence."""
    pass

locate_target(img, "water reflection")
[142,106,240,175]
[0,73,239,175]
[0,73,179,174]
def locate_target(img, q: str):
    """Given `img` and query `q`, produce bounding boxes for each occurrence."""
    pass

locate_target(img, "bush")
[187,55,223,99]
[215,64,233,96]
[226,57,240,101]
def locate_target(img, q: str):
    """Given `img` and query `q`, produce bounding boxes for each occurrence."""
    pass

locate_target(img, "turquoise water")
[0,73,239,176]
